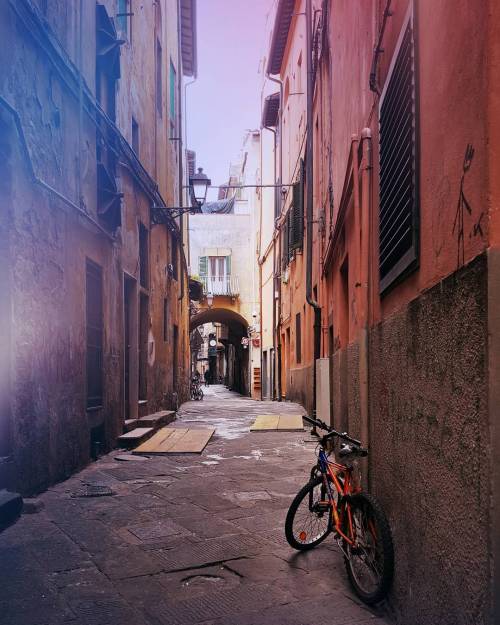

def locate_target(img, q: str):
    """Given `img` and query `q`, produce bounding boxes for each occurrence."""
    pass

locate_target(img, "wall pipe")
[262,124,278,399]
[266,73,284,401]
[305,0,321,424]
[176,0,185,304]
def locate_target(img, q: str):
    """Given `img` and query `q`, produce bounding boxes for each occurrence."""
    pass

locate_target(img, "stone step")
[117,427,155,448]
[124,419,138,432]
[136,410,176,429]
[0,489,23,529]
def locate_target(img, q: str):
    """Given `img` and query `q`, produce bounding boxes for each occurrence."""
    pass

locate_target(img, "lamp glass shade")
[190,167,211,206]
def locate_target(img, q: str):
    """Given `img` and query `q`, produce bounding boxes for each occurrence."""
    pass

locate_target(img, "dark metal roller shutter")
[379,21,418,293]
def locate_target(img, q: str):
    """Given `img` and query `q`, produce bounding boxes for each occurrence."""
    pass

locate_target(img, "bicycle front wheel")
[285,475,334,550]
[344,492,394,605]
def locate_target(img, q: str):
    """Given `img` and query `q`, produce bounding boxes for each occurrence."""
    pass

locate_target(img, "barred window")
[379,16,418,293]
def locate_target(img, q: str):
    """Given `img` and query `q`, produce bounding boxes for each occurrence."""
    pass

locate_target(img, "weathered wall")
[367,254,489,625]
[0,0,191,493]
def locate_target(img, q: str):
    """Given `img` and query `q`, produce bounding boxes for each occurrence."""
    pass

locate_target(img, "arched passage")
[190,308,250,396]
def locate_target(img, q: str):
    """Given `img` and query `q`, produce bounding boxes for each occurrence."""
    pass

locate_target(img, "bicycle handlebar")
[302,414,363,447]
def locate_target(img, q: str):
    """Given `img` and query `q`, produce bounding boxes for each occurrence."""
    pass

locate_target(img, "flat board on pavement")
[132,427,215,455]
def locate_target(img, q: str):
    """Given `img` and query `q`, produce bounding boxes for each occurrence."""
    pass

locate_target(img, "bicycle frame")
[318,448,358,546]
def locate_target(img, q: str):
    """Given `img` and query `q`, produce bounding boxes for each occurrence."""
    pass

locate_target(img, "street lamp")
[206,292,214,308]
[152,166,211,223]
[190,168,211,210]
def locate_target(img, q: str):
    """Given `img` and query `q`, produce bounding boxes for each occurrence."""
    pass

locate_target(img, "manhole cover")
[70,484,115,498]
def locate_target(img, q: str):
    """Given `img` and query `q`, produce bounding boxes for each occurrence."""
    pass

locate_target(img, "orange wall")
[317,0,492,351]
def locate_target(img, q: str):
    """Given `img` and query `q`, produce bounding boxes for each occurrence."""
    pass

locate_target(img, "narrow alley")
[0,390,387,625]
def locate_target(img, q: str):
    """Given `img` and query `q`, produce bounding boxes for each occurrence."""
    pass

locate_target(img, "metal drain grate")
[70,484,115,498]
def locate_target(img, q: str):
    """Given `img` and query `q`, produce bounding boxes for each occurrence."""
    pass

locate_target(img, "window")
[173,325,179,387]
[116,0,131,40]
[156,39,162,117]
[171,237,178,280]
[290,158,305,250]
[132,116,139,156]
[163,298,168,342]
[169,60,177,133]
[296,52,302,93]
[139,222,149,288]
[295,312,302,364]
[379,14,418,293]
[86,260,103,409]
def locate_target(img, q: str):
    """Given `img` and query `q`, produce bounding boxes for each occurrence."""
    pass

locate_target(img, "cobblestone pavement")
[0,387,390,625]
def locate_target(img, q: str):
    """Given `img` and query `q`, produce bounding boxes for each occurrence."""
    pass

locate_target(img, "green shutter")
[199,256,207,276]
[290,159,304,250]
[226,255,231,275]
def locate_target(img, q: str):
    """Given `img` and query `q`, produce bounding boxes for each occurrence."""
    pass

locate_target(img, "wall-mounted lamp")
[152,167,211,223]
[206,292,214,308]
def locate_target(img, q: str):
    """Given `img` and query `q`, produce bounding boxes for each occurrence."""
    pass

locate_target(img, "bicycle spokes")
[348,506,384,594]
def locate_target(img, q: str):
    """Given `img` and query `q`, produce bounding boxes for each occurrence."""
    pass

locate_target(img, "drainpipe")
[263,124,277,399]
[359,128,373,486]
[177,0,185,304]
[305,0,321,424]
[266,73,283,401]
[359,128,373,485]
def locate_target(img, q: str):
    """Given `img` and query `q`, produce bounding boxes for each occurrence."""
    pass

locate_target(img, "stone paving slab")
[0,387,390,625]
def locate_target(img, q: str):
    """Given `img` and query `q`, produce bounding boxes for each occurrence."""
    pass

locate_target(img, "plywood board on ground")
[250,414,304,432]
[132,427,215,455]
[250,415,280,431]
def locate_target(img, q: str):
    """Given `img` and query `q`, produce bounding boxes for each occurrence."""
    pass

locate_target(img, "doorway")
[123,275,137,420]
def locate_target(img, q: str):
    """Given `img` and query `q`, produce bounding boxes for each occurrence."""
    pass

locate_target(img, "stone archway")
[190,308,250,395]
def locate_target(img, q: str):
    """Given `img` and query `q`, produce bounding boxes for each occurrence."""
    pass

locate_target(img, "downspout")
[263,124,277,399]
[266,73,283,401]
[77,0,83,207]
[358,129,371,486]
[177,0,185,303]
[305,0,321,422]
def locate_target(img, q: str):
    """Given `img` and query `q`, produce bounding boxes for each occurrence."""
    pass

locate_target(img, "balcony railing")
[201,276,240,297]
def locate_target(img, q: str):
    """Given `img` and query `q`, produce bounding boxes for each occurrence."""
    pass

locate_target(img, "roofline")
[180,0,197,78]
[266,0,296,75]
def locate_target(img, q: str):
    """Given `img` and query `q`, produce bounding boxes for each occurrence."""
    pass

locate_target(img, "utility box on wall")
[316,358,331,426]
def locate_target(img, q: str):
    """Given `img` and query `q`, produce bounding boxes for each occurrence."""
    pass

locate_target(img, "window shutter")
[198,256,207,276]
[291,159,305,250]
[287,211,293,261]
[282,218,288,269]
[379,19,418,293]
[225,255,231,275]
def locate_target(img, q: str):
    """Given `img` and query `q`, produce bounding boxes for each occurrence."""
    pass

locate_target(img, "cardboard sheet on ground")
[132,427,215,455]
[250,414,304,432]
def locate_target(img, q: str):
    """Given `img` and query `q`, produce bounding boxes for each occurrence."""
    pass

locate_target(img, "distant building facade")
[0,0,196,494]
[261,1,500,624]
[189,131,261,397]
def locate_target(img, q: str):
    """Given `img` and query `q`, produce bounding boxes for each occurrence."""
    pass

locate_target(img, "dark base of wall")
[337,254,490,625]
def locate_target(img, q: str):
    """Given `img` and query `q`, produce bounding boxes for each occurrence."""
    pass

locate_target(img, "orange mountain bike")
[285,415,394,605]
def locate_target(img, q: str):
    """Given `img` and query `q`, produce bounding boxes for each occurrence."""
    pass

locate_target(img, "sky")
[186,0,276,201]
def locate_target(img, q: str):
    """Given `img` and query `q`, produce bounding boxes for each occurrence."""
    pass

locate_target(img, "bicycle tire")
[285,476,334,550]
[343,492,394,605]
[196,388,203,400]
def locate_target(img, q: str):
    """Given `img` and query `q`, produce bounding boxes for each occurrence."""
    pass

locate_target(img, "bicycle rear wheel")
[285,475,335,550]
[344,492,394,605]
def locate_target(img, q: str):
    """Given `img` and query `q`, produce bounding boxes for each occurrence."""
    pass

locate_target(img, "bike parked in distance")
[285,415,394,605]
